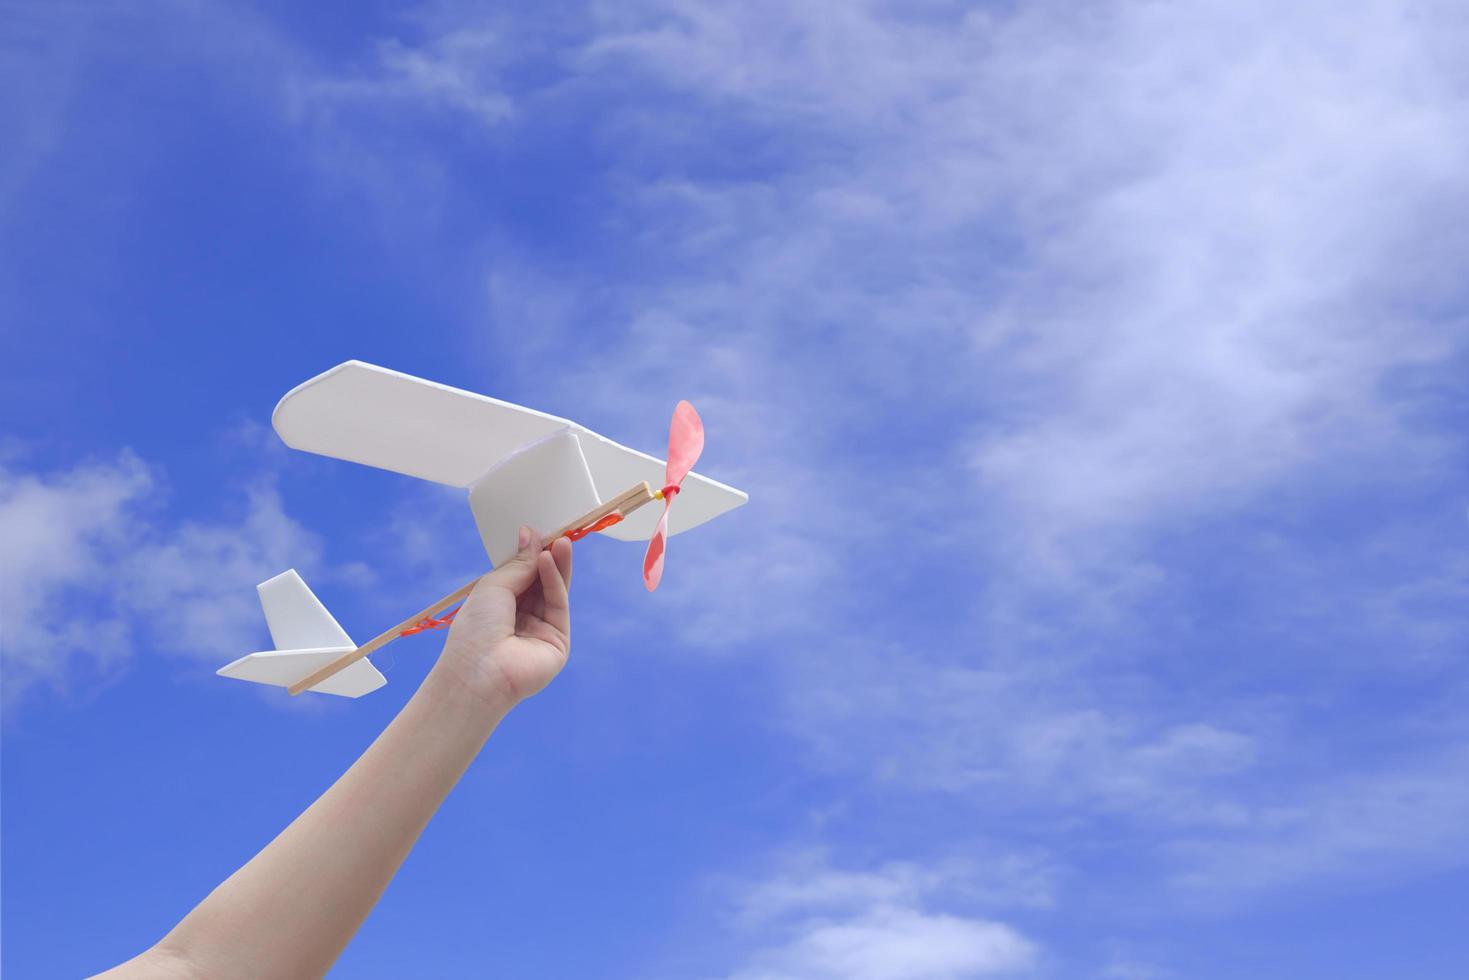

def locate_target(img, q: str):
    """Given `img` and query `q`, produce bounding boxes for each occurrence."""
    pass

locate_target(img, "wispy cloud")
[722,854,1041,980]
[0,449,323,709]
[0,452,152,705]
[567,0,1469,565]
[293,28,514,127]
[1168,745,1469,899]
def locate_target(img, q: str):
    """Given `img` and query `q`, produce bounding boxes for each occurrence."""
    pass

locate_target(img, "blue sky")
[4,1,1469,976]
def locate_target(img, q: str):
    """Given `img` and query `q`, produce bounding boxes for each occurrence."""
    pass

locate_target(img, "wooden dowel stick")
[287,480,658,696]
[542,480,656,547]
[286,576,480,696]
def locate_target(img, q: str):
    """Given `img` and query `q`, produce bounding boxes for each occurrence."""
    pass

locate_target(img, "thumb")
[480,526,545,595]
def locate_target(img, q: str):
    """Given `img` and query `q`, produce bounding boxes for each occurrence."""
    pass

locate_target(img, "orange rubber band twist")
[565,511,624,542]
[399,604,462,637]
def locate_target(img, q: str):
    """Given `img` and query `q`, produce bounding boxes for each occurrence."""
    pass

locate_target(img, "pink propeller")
[643,400,705,591]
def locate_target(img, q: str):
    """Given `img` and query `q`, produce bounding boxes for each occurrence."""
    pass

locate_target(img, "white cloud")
[297,29,514,127]
[733,856,1056,927]
[784,650,1263,828]
[725,856,1039,980]
[0,453,152,704]
[121,485,325,663]
[1168,745,1469,899]
[569,0,1469,566]
[729,908,1035,980]
[0,451,322,708]
[1099,961,1175,980]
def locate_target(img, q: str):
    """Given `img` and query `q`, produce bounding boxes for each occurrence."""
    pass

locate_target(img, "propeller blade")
[645,401,704,591]
[664,400,704,489]
[642,499,672,591]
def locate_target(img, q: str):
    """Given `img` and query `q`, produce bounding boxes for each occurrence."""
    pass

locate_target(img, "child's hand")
[438,527,573,707]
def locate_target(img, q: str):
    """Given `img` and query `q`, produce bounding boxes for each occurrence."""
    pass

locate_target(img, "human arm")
[96,528,572,980]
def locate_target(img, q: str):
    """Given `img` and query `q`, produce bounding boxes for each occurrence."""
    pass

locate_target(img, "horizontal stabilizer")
[217,647,385,698]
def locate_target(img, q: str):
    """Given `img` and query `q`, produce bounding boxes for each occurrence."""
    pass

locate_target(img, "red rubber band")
[399,604,462,637]
[566,511,624,542]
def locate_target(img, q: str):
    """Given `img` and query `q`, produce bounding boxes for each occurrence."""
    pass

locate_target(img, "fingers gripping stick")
[284,482,659,696]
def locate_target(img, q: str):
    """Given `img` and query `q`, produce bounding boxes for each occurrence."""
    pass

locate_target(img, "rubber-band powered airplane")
[216,360,747,698]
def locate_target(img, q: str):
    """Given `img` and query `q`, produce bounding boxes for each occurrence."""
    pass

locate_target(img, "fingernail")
[518,526,530,549]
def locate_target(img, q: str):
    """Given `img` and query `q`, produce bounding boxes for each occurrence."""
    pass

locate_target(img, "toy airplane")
[216,360,747,698]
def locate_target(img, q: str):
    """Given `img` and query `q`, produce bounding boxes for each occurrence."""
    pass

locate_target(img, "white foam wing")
[272,361,747,539]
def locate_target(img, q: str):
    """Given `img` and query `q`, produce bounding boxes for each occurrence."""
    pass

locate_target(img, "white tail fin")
[259,570,355,650]
[217,570,386,698]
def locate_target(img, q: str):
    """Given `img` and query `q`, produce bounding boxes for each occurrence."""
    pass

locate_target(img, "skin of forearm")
[96,537,570,980]
[107,661,514,980]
